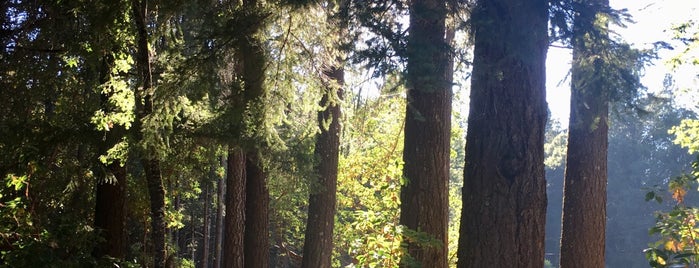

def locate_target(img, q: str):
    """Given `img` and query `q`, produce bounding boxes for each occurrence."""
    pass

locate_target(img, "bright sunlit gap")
[547,0,699,125]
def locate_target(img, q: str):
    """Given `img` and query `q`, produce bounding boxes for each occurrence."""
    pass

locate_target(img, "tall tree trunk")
[301,2,346,267]
[214,157,226,268]
[201,181,211,268]
[131,0,167,266]
[173,176,182,260]
[399,0,451,267]
[301,62,343,268]
[457,0,549,267]
[143,159,167,268]
[559,0,610,267]
[238,1,270,266]
[93,53,127,260]
[93,162,126,259]
[224,148,246,268]
[244,153,269,268]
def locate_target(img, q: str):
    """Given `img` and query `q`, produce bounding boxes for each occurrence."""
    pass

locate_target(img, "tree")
[558,1,609,266]
[644,19,699,268]
[334,89,406,267]
[399,0,451,266]
[238,1,271,266]
[457,0,549,267]
[557,1,652,266]
[92,2,132,259]
[607,99,694,267]
[214,157,226,268]
[301,2,346,267]
[224,147,246,268]
[93,53,128,260]
[543,119,568,266]
[301,54,343,268]
[130,0,167,266]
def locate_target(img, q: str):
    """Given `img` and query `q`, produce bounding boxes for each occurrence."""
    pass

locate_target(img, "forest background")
[1,0,699,267]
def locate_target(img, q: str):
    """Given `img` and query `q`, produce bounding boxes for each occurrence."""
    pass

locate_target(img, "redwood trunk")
[399,0,451,266]
[244,153,269,268]
[238,1,269,266]
[93,162,126,259]
[301,65,343,268]
[457,0,549,267]
[93,52,127,260]
[224,148,246,268]
[559,1,610,267]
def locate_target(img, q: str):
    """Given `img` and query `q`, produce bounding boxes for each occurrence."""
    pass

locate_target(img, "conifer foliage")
[1,0,692,267]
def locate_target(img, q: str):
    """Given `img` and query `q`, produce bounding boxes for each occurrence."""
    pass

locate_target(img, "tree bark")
[457,0,549,267]
[238,1,270,266]
[93,162,126,259]
[224,147,246,268]
[244,152,269,268]
[301,65,343,268]
[399,0,451,267]
[559,0,610,267]
[93,52,127,260]
[131,0,167,266]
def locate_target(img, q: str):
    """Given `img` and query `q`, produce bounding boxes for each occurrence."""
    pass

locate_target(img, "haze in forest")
[547,0,699,124]
[1,0,699,268]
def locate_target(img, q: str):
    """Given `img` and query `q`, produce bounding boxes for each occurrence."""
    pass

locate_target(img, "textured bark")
[93,162,126,259]
[238,1,270,266]
[131,0,167,266]
[559,0,610,267]
[399,0,451,267]
[301,66,343,268]
[224,148,246,268]
[244,153,269,268]
[457,0,549,267]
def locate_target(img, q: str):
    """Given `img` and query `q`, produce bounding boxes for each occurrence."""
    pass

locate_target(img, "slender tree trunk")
[201,182,211,268]
[173,176,182,260]
[301,63,343,268]
[143,159,167,268]
[224,148,246,268]
[214,157,225,268]
[131,0,167,266]
[559,1,610,267]
[457,0,549,267]
[399,0,451,267]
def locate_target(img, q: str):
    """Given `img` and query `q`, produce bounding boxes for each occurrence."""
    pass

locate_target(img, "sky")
[546,0,699,124]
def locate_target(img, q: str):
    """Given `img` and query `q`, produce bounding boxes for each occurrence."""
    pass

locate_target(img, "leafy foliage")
[645,171,699,267]
[334,91,405,267]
